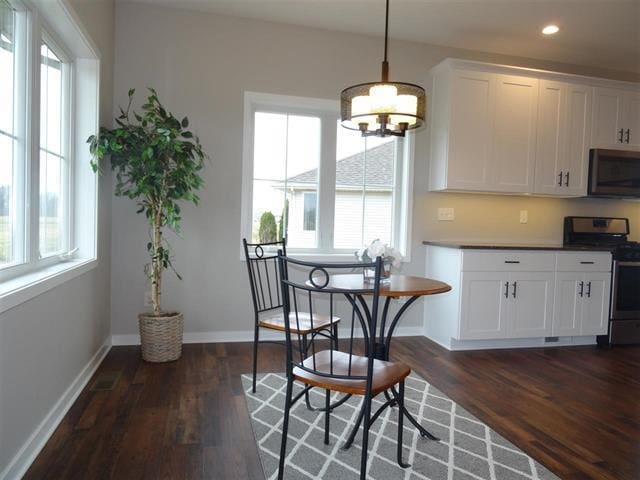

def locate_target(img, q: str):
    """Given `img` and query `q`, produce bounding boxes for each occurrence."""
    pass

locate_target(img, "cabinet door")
[581,273,611,335]
[459,272,508,340]
[552,272,582,336]
[534,80,566,195]
[490,74,538,193]
[447,70,495,190]
[623,91,640,149]
[592,88,624,148]
[508,272,554,338]
[563,84,591,196]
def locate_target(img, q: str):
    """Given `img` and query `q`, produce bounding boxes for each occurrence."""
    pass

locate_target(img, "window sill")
[0,258,98,314]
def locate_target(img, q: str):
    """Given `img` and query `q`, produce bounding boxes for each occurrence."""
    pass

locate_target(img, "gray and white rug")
[242,373,559,480]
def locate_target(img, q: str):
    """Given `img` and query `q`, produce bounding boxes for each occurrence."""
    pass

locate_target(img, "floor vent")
[544,336,559,343]
[89,371,121,391]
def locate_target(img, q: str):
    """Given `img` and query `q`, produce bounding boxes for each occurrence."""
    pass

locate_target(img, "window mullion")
[316,114,337,251]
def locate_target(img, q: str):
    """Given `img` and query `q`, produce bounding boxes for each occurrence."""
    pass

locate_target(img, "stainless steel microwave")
[588,149,640,197]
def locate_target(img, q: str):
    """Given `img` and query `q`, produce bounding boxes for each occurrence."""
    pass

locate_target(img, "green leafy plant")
[258,211,277,243]
[88,88,207,316]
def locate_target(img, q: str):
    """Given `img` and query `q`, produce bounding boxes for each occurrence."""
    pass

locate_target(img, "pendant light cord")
[381,0,390,82]
[384,0,389,63]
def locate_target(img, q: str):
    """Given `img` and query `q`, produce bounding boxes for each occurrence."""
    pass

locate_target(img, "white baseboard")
[111,325,426,346]
[446,335,598,351]
[0,338,112,480]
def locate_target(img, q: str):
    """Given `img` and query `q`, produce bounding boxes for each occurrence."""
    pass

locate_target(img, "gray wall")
[0,0,114,474]
[110,2,640,339]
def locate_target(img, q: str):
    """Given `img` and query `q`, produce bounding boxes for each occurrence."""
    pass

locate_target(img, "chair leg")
[324,389,331,445]
[396,382,410,468]
[359,394,372,480]
[332,322,339,351]
[278,374,294,480]
[252,323,260,393]
[302,335,316,411]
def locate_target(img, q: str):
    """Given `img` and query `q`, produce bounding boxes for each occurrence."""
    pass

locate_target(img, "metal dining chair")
[276,252,412,480]
[242,238,340,394]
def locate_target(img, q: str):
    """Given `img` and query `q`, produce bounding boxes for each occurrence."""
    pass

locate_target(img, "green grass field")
[1,216,61,264]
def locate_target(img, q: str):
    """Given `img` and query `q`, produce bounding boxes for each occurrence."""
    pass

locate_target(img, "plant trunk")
[151,214,162,316]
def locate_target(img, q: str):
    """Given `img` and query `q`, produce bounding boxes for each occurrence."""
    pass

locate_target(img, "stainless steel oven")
[588,149,640,198]
[611,260,640,319]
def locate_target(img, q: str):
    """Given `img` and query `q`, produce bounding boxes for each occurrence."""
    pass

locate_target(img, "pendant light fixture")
[340,0,426,137]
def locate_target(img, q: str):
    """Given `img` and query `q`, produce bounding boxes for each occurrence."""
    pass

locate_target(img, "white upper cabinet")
[446,70,494,190]
[429,59,639,196]
[534,81,591,196]
[592,88,640,150]
[429,65,538,193]
[491,75,538,193]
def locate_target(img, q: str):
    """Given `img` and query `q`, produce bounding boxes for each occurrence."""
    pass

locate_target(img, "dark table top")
[422,240,614,252]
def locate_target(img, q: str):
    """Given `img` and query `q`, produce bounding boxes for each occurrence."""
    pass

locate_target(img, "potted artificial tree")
[88,88,207,362]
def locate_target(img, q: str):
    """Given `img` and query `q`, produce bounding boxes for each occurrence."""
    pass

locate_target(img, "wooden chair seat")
[293,350,411,396]
[259,311,340,335]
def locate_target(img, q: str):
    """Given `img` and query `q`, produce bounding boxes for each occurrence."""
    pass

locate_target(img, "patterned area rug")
[241,373,559,480]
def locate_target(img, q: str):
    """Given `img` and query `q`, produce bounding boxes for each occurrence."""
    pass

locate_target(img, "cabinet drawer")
[461,251,555,272]
[556,252,612,272]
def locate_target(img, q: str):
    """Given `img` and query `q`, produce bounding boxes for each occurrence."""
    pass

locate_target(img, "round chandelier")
[340,0,426,137]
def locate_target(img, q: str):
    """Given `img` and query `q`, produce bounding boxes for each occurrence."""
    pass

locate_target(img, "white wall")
[0,0,114,477]
[110,2,640,340]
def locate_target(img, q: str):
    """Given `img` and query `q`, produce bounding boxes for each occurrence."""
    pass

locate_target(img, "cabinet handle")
[504,282,509,298]
[618,128,625,143]
[586,281,592,298]
[564,171,570,187]
[512,281,517,298]
[580,261,594,264]
[625,129,631,144]
[504,260,520,264]
[557,171,563,186]
[578,281,584,297]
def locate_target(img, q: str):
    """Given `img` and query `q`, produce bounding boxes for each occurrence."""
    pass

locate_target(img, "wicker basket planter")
[138,312,183,362]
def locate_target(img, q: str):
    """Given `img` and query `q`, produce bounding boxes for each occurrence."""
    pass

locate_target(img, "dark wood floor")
[24,338,640,480]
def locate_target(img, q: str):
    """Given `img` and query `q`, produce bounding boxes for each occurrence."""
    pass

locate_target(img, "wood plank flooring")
[24,338,640,479]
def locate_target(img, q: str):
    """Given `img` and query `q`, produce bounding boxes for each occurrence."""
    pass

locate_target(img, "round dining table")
[323,273,452,444]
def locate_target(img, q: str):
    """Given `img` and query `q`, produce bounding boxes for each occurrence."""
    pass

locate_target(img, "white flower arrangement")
[355,239,404,270]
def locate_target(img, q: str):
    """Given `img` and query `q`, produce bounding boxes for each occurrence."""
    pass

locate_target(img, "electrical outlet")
[144,291,153,307]
[438,207,455,221]
[519,210,528,224]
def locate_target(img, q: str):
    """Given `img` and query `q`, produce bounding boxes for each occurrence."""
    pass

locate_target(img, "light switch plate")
[519,210,528,224]
[438,207,455,221]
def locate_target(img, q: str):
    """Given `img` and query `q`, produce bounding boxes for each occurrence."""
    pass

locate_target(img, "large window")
[242,92,413,255]
[0,0,21,267]
[0,0,97,286]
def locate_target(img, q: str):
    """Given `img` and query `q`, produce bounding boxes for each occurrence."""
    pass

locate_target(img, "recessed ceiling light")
[542,24,560,35]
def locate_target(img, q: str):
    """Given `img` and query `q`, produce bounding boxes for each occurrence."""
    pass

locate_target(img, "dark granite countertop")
[422,241,614,252]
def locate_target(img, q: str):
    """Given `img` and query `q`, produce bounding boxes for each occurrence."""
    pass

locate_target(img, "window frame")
[0,0,98,286]
[240,91,414,260]
[38,28,72,260]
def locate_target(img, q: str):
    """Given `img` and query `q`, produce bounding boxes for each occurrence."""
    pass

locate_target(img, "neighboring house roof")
[285,141,394,189]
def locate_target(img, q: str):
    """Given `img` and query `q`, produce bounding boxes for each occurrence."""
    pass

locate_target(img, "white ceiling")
[126,0,640,74]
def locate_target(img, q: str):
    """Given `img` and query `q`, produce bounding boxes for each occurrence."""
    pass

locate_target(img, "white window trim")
[240,91,414,262]
[0,0,100,307]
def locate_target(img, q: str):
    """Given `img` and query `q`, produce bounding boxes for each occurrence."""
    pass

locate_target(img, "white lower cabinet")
[460,271,553,340]
[553,272,610,336]
[426,247,612,349]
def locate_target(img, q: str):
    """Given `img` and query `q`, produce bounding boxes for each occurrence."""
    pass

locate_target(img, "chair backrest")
[277,251,383,385]
[243,238,287,315]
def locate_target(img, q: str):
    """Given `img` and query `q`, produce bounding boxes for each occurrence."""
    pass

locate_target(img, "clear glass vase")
[363,260,392,283]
